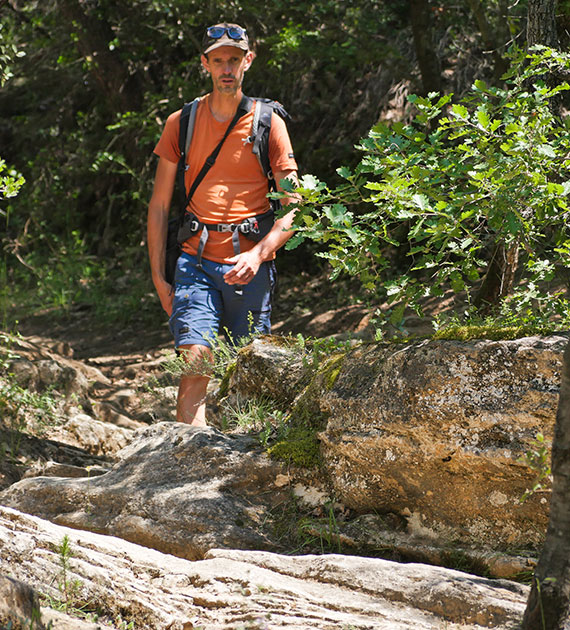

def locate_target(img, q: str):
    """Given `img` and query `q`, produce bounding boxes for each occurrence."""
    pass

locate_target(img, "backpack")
[164,96,290,278]
[176,95,289,214]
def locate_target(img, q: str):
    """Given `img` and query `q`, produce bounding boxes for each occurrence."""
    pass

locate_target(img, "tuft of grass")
[292,332,356,370]
[159,320,260,384]
[220,395,286,441]
[518,432,552,503]
[439,549,491,578]
[271,494,344,555]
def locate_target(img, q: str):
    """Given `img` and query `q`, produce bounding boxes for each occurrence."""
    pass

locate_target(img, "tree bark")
[59,0,142,112]
[409,0,442,95]
[527,0,559,48]
[473,239,519,312]
[521,339,570,629]
[466,0,509,80]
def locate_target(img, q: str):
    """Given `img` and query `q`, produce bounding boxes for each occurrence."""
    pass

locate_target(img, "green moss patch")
[267,426,321,468]
[432,323,557,342]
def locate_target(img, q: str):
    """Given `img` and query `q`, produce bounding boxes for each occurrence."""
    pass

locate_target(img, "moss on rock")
[267,427,321,469]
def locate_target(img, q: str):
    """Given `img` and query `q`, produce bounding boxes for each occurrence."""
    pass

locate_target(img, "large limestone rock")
[0,575,45,630]
[225,335,566,554]
[319,335,565,551]
[1,333,564,585]
[0,506,528,629]
[0,423,289,559]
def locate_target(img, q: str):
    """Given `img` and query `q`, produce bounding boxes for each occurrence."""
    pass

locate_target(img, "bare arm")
[223,169,298,285]
[147,156,178,314]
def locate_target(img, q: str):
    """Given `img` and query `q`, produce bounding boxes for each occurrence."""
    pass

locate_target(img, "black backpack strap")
[250,98,290,189]
[176,98,200,214]
[177,95,253,267]
[181,94,252,214]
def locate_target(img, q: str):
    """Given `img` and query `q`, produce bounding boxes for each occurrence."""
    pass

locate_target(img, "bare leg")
[176,344,213,426]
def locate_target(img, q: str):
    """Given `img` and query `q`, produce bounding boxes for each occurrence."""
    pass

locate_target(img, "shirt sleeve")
[268,112,298,174]
[153,109,182,164]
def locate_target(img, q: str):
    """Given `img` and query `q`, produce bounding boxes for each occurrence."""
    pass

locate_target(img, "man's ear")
[201,53,210,73]
[243,50,255,71]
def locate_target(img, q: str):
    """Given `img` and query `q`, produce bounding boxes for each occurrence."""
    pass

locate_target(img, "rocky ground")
[0,271,553,629]
[0,266,462,495]
[0,271,367,485]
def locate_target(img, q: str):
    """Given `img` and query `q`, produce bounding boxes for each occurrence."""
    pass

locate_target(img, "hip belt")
[177,209,274,267]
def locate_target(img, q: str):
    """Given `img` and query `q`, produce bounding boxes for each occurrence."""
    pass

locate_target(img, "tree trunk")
[527,0,559,48]
[409,0,442,95]
[527,0,562,115]
[473,239,519,312]
[59,0,142,113]
[521,6,569,625]
[521,339,570,629]
[466,0,509,80]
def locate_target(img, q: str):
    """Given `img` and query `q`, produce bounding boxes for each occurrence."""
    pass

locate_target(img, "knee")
[177,344,213,376]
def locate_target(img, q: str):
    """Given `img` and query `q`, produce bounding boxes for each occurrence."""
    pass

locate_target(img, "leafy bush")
[285,47,570,327]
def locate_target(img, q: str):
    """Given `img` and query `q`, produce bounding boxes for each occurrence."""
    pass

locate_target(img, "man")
[147,23,298,427]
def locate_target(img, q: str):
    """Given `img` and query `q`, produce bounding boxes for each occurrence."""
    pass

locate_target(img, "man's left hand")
[224,250,263,285]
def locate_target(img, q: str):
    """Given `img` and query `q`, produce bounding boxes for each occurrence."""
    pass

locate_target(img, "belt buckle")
[218,223,235,233]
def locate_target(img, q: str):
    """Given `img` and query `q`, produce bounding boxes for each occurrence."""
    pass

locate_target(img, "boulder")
[223,334,566,556]
[318,335,565,551]
[0,575,44,630]
[227,336,311,405]
[63,411,132,455]
[0,423,289,559]
[0,506,528,629]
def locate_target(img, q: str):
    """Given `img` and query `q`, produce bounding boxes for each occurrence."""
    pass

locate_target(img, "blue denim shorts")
[169,252,276,348]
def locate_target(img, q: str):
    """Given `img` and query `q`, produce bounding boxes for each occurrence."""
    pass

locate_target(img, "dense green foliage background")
[1,0,567,329]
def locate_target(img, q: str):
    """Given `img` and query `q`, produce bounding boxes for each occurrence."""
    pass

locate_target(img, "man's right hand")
[147,157,178,317]
[156,278,174,316]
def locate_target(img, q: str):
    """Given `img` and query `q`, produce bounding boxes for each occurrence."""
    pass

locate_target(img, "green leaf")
[284,232,306,250]
[395,208,418,219]
[547,182,563,195]
[337,166,352,179]
[299,174,324,191]
[450,271,464,292]
[506,211,520,235]
[537,144,556,158]
[476,108,490,130]
[345,228,361,244]
[389,303,406,326]
[451,104,469,120]
[489,119,501,132]
[412,194,429,211]
[365,181,384,191]
[279,178,296,193]
[323,204,349,225]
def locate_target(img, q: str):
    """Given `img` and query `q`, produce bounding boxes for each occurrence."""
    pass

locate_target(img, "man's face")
[201,46,253,95]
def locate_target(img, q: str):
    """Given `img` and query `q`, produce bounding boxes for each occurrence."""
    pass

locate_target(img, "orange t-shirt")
[154,95,298,263]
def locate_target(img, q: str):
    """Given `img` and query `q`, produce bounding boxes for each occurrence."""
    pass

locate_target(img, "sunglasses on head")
[206,26,247,41]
